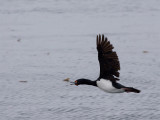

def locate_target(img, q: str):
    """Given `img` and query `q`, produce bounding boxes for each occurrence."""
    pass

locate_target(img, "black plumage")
[73,34,140,93]
[97,34,120,81]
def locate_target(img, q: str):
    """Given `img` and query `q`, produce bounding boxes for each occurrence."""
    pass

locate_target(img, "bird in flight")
[72,34,140,93]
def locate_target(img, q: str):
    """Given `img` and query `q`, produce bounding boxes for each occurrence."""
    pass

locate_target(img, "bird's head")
[70,79,83,86]
[70,79,96,86]
[72,78,96,86]
[74,79,86,86]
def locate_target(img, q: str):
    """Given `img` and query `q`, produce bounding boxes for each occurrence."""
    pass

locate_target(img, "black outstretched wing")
[97,34,120,81]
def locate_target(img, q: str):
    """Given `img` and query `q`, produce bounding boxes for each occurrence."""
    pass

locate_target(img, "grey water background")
[0,0,160,120]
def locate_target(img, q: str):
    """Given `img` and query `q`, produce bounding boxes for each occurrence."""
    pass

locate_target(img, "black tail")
[124,87,141,93]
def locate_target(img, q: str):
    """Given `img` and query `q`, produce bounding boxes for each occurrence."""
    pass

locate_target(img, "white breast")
[96,79,124,93]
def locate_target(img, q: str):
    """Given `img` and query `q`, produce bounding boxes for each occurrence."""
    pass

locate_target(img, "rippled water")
[0,0,160,120]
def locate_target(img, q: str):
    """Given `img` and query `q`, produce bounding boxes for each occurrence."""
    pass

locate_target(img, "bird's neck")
[78,79,97,86]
